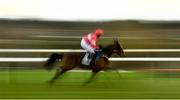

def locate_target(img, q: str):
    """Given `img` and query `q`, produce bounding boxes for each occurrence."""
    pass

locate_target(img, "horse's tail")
[44,53,64,70]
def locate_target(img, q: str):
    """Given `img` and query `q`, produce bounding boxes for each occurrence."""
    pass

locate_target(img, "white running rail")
[0,49,180,52]
[0,57,180,62]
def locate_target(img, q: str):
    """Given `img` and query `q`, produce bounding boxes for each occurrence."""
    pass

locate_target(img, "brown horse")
[44,38,125,84]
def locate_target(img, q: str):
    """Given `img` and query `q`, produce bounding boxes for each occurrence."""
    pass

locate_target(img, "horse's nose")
[122,52,126,57]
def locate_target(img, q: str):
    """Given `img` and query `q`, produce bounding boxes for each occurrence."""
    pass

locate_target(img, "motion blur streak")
[0,49,180,52]
[1,57,180,62]
[1,20,180,99]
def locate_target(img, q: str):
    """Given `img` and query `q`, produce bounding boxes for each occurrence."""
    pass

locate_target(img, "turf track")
[1,70,180,99]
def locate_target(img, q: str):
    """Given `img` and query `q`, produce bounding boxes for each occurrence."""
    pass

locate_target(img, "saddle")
[81,51,100,66]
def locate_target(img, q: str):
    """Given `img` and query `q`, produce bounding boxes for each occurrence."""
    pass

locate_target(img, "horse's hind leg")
[49,68,67,85]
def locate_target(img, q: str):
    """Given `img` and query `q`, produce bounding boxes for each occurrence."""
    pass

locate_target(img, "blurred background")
[0,20,180,70]
[0,19,180,99]
[0,0,180,99]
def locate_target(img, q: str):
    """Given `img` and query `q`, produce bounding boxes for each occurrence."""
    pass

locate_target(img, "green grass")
[1,70,180,99]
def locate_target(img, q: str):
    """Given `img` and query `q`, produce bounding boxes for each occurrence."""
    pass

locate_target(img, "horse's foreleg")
[85,71,99,84]
[115,70,122,78]
[49,68,66,85]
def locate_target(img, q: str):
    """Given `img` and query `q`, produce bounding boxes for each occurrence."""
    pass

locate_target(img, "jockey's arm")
[91,40,99,49]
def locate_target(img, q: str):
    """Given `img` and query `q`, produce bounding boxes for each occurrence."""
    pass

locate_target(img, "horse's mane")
[101,43,114,57]
[102,43,114,50]
[103,41,116,49]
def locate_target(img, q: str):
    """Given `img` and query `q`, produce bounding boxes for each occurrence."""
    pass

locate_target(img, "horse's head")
[100,38,125,58]
[113,38,126,57]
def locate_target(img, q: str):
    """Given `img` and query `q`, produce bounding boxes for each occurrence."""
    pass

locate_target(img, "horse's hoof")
[82,82,90,86]
[45,80,54,86]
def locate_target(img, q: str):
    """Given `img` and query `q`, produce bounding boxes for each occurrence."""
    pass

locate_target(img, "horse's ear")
[117,37,119,41]
[114,38,118,43]
[113,38,116,42]
[113,38,119,45]
[113,38,115,41]
[116,38,120,42]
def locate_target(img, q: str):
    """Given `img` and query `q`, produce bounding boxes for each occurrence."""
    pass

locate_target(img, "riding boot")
[90,53,96,66]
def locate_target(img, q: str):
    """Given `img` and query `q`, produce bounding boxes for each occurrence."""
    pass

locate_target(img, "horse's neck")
[101,44,114,58]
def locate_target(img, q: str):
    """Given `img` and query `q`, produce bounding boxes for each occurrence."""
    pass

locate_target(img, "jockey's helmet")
[95,28,104,37]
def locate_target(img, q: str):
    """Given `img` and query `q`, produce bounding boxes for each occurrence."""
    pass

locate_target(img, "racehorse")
[44,38,125,84]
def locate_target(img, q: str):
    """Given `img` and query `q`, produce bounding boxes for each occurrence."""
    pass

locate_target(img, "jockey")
[81,28,104,65]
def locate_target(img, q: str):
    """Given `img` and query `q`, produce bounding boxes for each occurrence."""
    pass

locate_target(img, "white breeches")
[81,39,95,53]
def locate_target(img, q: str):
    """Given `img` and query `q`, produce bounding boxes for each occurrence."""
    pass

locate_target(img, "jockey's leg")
[83,44,95,65]
[81,39,95,65]
[81,39,95,53]
[90,53,96,66]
